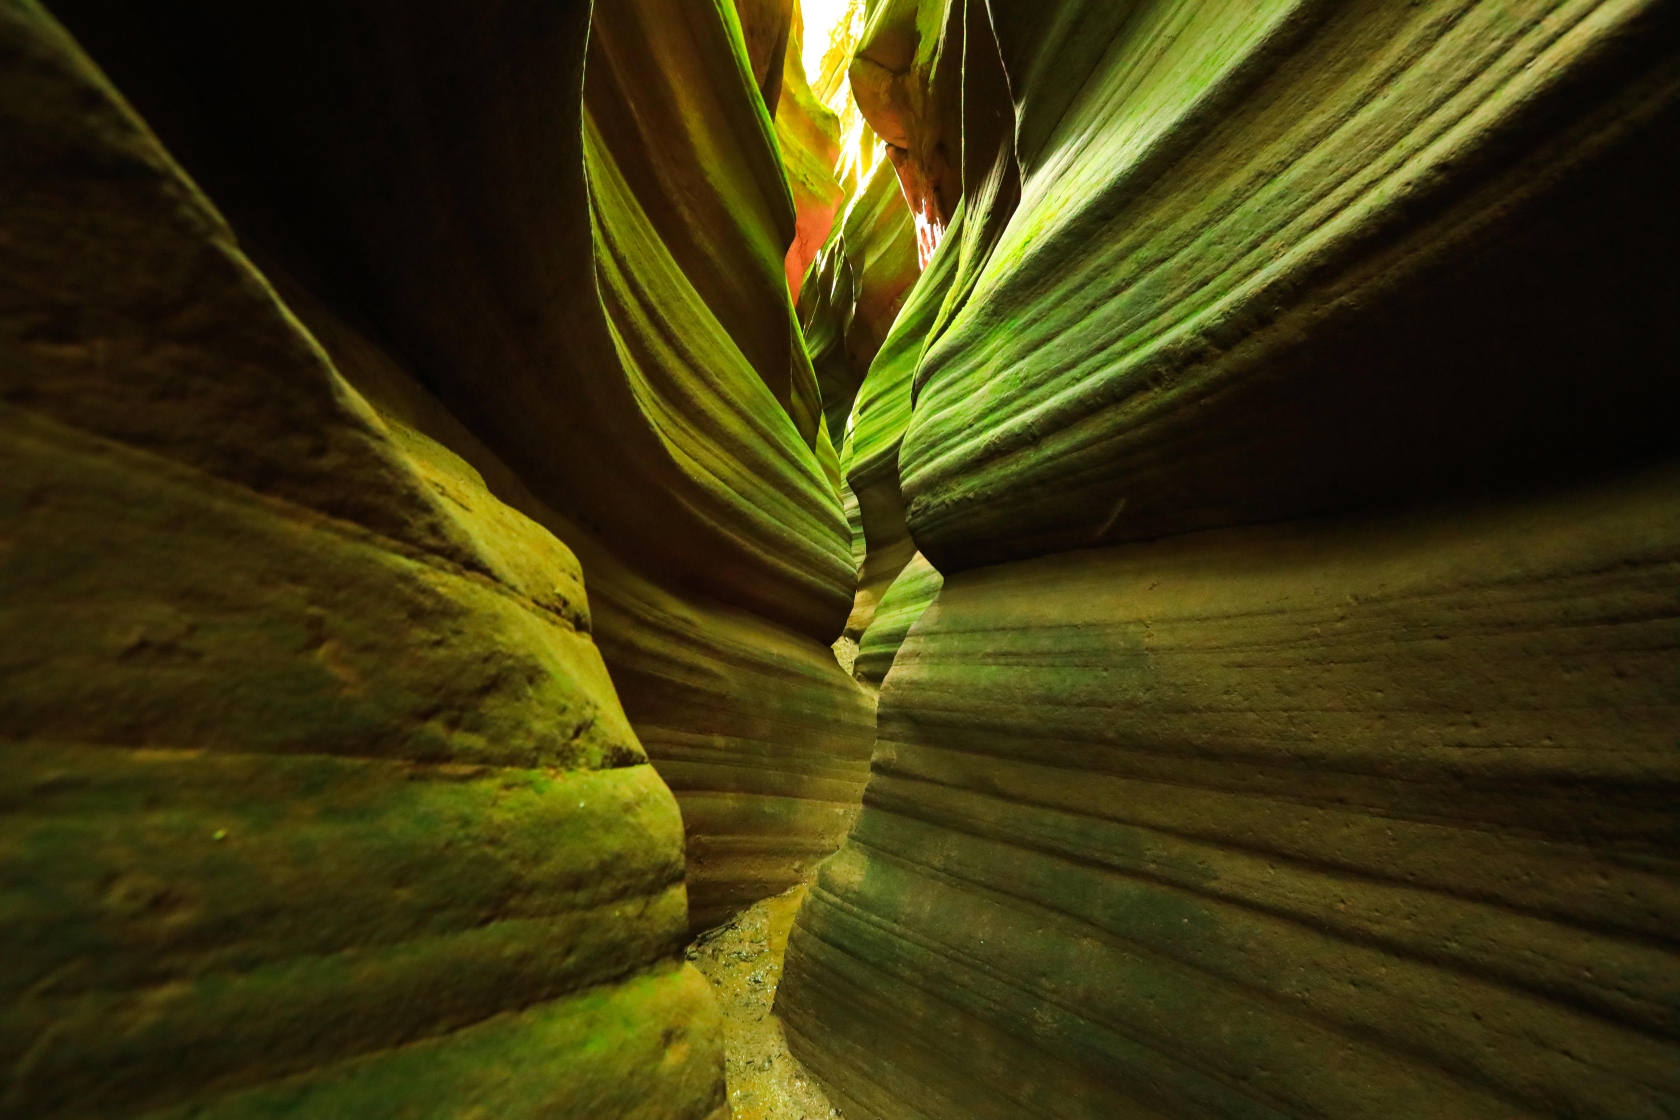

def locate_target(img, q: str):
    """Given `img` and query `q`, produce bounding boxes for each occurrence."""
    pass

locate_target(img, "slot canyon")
[2,0,1677,1116]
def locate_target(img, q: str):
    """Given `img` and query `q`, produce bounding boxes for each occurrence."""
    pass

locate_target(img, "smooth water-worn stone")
[897,0,1680,572]
[585,0,852,623]
[733,0,794,113]
[800,153,920,448]
[852,551,942,689]
[48,0,874,928]
[771,1,849,302]
[280,267,874,937]
[577,548,876,932]
[54,0,849,637]
[587,1,876,908]
[783,4,1680,1115]
[0,1,476,571]
[848,0,963,258]
[842,477,867,574]
[138,964,728,1120]
[0,6,725,1115]
[836,202,961,643]
[782,465,1680,1119]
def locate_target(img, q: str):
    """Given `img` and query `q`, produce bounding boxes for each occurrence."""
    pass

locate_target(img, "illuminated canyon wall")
[3,0,1677,1117]
[780,0,1680,1117]
[38,0,876,934]
[1,0,872,1114]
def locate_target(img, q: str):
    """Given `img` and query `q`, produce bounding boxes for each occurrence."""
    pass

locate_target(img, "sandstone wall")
[789,470,1680,1118]
[852,551,942,690]
[41,0,875,933]
[829,185,956,651]
[780,0,1680,1116]
[769,1,852,303]
[0,3,726,1114]
[801,156,921,455]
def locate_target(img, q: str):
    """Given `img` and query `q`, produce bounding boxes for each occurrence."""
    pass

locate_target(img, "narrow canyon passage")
[2,1,1676,1118]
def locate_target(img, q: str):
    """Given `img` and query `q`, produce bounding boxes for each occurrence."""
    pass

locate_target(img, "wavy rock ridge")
[7,0,1679,1115]
[781,0,1680,1116]
[35,0,874,936]
[787,468,1680,1118]
[0,4,724,1115]
[3,0,875,1114]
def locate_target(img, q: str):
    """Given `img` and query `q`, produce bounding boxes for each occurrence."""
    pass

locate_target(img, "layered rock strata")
[46,0,874,930]
[834,201,960,652]
[848,0,964,261]
[800,155,921,453]
[733,0,795,115]
[587,0,876,922]
[0,4,725,1115]
[582,550,875,931]
[900,0,1680,570]
[764,1,850,302]
[786,467,1680,1119]
[782,0,1680,1115]
[799,25,927,660]
[851,551,942,690]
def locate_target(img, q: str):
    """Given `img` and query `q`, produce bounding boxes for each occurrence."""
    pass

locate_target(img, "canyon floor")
[688,885,843,1120]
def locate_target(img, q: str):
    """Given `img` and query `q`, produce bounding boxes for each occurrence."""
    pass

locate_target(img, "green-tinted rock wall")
[766,0,850,303]
[780,0,1680,1115]
[587,0,875,922]
[831,198,960,652]
[41,0,874,931]
[0,3,725,1115]
[848,0,964,258]
[852,551,942,689]
[787,468,1680,1119]
[902,0,1680,570]
[800,154,920,453]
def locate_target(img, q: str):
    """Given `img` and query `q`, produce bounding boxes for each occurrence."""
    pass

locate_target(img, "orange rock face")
[772,2,848,304]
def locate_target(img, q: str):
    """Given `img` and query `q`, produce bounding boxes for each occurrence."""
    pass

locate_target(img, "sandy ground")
[686,884,843,1119]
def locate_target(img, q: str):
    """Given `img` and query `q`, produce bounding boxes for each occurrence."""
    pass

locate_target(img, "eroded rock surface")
[0,4,725,1115]
[830,190,960,657]
[9,0,1679,1114]
[42,0,874,933]
[852,551,941,690]
[780,1,1680,1117]
[769,1,849,303]
[800,155,920,455]
[899,0,1680,571]
[786,468,1680,1118]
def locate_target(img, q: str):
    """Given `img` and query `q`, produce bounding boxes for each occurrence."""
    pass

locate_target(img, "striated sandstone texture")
[797,0,928,661]
[898,0,1680,570]
[0,2,725,1116]
[851,551,942,690]
[847,0,964,262]
[800,154,921,458]
[734,0,796,115]
[788,468,1680,1119]
[45,0,875,932]
[731,0,850,302]
[831,196,960,656]
[586,0,876,926]
[781,0,1680,1116]
[768,1,850,304]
